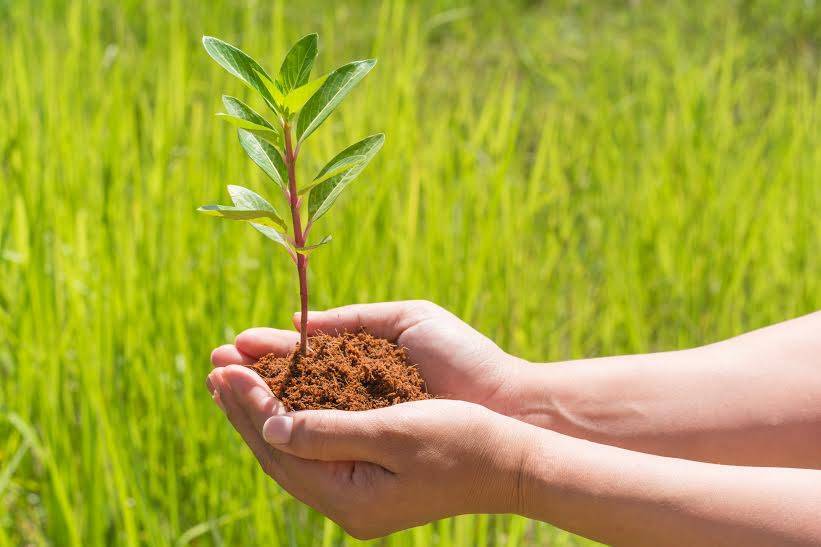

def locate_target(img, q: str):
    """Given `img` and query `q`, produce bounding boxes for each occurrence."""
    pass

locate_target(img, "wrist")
[488,354,539,417]
[478,412,546,516]
[511,426,596,524]
[498,359,563,429]
[512,425,565,519]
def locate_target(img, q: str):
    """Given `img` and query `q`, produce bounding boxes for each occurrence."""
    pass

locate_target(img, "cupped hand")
[210,301,526,414]
[206,365,530,539]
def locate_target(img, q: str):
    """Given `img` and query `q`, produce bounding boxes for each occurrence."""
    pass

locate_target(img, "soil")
[247,330,431,411]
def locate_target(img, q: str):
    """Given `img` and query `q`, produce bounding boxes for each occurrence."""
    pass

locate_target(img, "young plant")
[198,34,384,355]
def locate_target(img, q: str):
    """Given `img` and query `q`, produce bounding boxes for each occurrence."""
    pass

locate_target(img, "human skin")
[513,309,821,468]
[208,302,821,543]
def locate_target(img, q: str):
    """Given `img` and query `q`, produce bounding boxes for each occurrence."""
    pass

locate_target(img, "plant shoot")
[198,34,384,355]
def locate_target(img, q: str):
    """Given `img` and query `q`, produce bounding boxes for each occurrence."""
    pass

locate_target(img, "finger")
[235,327,300,359]
[208,369,324,488]
[206,368,279,473]
[214,366,357,504]
[296,301,437,341]
[219,365,391,467]
[210,344,256,367]
[262,407,395,468]
[219,365,285,431]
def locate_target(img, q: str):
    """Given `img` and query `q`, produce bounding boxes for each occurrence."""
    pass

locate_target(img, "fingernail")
[263,415,293,445]
[207,373,226,412]
[212,388,226,413]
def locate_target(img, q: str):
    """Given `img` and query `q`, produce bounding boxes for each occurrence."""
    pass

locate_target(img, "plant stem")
[283,122,309,355]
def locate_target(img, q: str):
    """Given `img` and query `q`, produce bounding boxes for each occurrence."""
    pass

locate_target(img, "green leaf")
[308,133,384,222]
[250,224,295,257]
[296,59,376,143]
[259,77,286,108]
[219,96,282,147]
[300,235,332,254]
[198,184,287,231]
[202,36,273,81]
[312,132,384,184]
[282,74,328,115]
[237,129,288,190]
[277,33,318,95]
[227,185,293,249]
[197,205,287,231]
[202,36,281,112]
[298,149,368,196]
[216,114,282,147]
[221,96,273,127]
[226,184,274,211]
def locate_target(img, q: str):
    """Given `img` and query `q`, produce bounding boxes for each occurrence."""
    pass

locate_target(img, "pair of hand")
[207,301,534,539]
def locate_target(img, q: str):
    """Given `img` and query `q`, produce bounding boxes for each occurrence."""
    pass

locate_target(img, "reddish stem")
[283,122,309,355]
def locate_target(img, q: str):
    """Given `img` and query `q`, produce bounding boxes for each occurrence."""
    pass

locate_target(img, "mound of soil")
[247,330,431,411]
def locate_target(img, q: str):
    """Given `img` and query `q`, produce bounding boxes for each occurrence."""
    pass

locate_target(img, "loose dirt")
[247,330,431,411]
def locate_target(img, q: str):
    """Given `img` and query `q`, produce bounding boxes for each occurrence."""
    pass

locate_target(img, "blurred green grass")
[0,0,818,545]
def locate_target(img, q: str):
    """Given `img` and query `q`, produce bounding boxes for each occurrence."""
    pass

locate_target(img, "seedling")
[198,34,384,355]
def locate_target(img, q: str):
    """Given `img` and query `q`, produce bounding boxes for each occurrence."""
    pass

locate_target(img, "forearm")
[518,427,821,546]
[507,311,821,467]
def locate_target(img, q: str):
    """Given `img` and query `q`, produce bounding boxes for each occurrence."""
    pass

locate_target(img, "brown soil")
[247,330,431,411]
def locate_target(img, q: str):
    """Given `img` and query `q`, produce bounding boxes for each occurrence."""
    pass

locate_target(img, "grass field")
[1,0,818,545]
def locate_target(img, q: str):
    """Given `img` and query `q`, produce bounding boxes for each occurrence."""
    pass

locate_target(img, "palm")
[210,301,519,412]
[391,305,514,407]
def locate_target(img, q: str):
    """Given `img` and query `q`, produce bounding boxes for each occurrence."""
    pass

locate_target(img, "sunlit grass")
[0,1,818,545]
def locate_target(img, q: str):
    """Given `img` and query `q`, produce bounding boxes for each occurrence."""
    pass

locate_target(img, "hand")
[206,365,529,539]
[210,301,526,414]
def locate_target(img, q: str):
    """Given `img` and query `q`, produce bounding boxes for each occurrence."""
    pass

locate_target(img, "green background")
[1,0,818,545]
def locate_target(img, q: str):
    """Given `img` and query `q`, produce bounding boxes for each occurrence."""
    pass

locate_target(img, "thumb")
[262,408,393,467]
[293,301,438,340]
